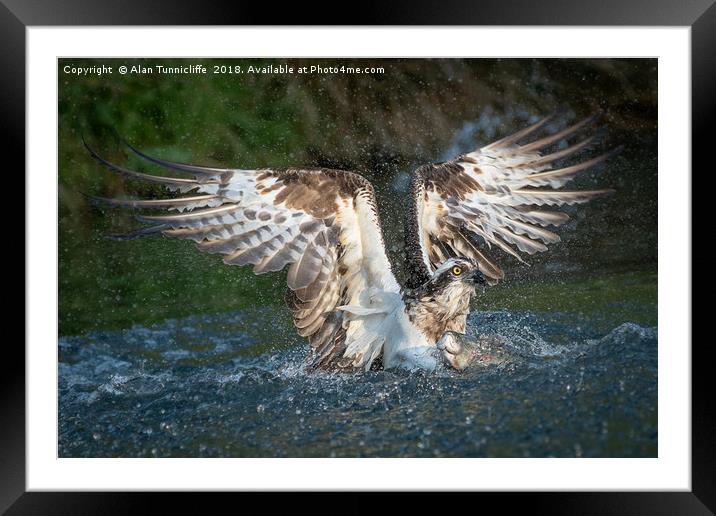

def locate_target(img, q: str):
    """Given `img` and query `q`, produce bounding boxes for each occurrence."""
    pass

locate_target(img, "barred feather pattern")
[86,140,405,371]
[404,113,617,288]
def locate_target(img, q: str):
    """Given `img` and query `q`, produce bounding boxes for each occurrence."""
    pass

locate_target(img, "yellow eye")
[452,266,462,276]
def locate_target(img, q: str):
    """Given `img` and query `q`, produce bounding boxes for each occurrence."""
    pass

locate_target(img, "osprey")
[87,114,616,372]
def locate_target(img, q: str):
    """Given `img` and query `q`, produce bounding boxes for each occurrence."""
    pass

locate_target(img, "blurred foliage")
[59,58,657,336]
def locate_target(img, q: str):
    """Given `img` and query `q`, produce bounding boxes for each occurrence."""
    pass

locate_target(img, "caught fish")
[437,331,508,371]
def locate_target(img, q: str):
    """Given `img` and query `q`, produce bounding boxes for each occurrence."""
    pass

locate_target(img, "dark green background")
[59,58,657,336]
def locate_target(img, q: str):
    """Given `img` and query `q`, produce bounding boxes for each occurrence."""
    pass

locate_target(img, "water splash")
[59,308,657,458]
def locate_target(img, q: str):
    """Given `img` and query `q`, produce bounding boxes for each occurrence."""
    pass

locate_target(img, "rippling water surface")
[59,307,657,458]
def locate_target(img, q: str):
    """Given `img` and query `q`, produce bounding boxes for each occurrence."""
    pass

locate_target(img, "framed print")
[9,0,709,512]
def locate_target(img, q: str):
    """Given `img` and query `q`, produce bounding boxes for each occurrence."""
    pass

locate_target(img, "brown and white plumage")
[86,141,433,371]
[88,113,616,372]
[404,113,618,289]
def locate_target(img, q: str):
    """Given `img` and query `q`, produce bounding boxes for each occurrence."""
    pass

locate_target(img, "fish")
[436,331,508,371]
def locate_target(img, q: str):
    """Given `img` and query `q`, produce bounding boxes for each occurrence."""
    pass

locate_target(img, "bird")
[85,113,617,373]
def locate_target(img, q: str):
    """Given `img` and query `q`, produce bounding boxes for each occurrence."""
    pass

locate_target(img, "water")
[58,308,657,458]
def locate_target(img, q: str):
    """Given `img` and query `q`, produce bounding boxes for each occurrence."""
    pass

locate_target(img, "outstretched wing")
[86,140,400,370]
[405,114,618,288]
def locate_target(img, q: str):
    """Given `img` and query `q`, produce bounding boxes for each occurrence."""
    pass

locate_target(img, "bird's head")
[406,257,487,323]
[430,257,486,289]
[416,256,483,300]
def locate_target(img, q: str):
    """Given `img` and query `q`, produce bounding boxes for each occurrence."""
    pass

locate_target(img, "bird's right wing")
[86,141,400,370]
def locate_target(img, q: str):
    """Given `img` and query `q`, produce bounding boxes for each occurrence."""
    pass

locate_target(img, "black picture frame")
[7,0,707,513]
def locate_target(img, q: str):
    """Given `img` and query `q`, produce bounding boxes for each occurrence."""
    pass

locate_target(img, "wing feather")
[405,114,617,287]
[88,140,399,370]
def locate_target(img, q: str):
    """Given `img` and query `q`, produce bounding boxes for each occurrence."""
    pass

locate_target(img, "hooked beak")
[465,269,486,285]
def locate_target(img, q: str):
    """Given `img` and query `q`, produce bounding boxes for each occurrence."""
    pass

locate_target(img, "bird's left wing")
[405,114,618,288]
[85,140,401,370]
